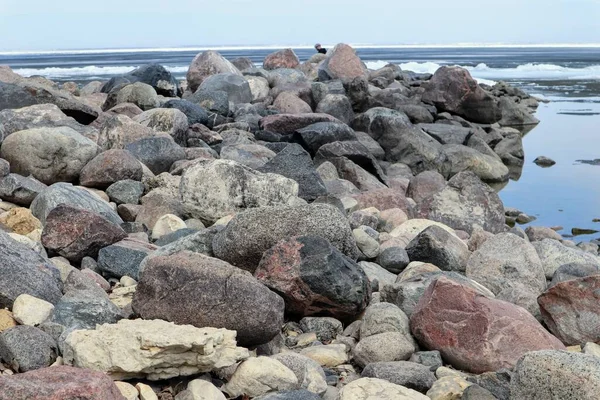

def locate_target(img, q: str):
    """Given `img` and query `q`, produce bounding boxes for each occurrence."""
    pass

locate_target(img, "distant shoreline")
[2,43,600,56]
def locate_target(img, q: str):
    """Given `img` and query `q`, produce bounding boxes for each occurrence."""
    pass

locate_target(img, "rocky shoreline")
[0,43,599,400]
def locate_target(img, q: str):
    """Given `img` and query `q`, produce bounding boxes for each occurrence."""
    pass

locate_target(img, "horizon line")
[2,42,600,56]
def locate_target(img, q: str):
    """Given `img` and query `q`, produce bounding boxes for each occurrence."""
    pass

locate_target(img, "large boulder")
[133,108,189,145]
[0,104,97,143]
[126,63,179,97]
[0,365,125,400]
[41,204,127,262]
[186,50,242,92]
[440,144,509,183]
[0,232,62,309]
[418,171,505,234]
[258,144,327,202]
[293,122,357,155]
[421,66,501,124]
[180,159,299,224]
[30,182,123,225]
[259,113,341,135]
[538,275,600,345]
[0,127,99,185]
[196,73,252,105]
[352,108,443,173]
[125,136,185,174]
[318,44,367,81]
[102,82,159,111]
[263,49,300,70]
[532,239,600,279]
[255,235,371,319]
[410,277,565,374]
[0,82,99,125]
[63,319,248,380]
[510,351,600,400]
[213,204,359,271]
[79,149,143,189]
[132,252,285,347]
[96,114,156,150]
[498,97,540,127]
[406,225,470,273]
[466,233,546,296]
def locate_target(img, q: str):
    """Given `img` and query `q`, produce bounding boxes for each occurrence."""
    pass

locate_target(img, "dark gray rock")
[106,179,145,205]
[418,123,472,145]
[467,369,512,400]
[125,136,186,175]
[154,228,199,246]
[0,173,47,206]
[258,144,327,202]
[254,390,321,400]
[0,231,63,309]
[31,182,123,225]
[213,204,359,272]
[498,97,540,127]
[97,238,157,280]
[533,156,556,167]
[361,361,436,393]
[232,57,255,71]
[377,247,410,274]
[255,236,371,319]
[314,141,387,185]
[409,351,443,372]
[0,159,9,177]
[132,252,285,347]
[187,88,230,116]
[462,385,498,400]
[0,326,57,372]
[49,271,122,330]
[406,225,470,273]
[163,99,208,125]
[126,63,179,97]
[292,122,357,155]
[396,104,434,124]
[316,94,354,125]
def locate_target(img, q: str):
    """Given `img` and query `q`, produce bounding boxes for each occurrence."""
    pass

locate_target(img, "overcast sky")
[1,0,599,51]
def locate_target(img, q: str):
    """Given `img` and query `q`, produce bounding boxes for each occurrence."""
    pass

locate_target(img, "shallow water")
[499,98,600,241]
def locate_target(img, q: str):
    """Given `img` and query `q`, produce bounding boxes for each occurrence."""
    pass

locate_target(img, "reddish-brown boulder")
[259,113,341,135]
[79,149,143,189]
[255,235,371,319]
[273,92,313,114]
[0,366,125,400]
[41,204,127,262]
[318,44,367,81]
[538,275,600,345]
[263,48,300,70]
[353,188,411,215]
[410,277,565,373]
[421,66,501,124]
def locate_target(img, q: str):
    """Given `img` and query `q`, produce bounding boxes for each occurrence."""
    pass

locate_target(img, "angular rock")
[106,180,145,205]
[318,44,367,81]
[0,365,125,400]
[260,113,341,135]
[255,235,371,319]
[180,159,299,224]
[132,252,285,347]
[186,50,241,93]
[466,233,546,296]
[498,97,540,127]
[41,205,127,262]
[361,361,436,393]
[213,204,359,271]
[1,127,99,185]
[31,183,123,225]
[0,231,63,309]
[196,73,252,105]
[533,239,600,279]
[0,207,42,235]
[0,325,57,372]
[0,173,47,206]
[316,94,354,125]
[63,319,249,380]
[538,275,600,345]
[410,277,565,373]
[510,350,600,400]
[421,66,501,124]
[80,150,143,189]
[406,226,470,273]
[338,377,429,400]
[125,136,185,175]
[264,49,300,70]
[98,238,157,280]
[418,171,505,234]
[163,99,208,126]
